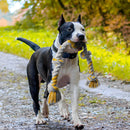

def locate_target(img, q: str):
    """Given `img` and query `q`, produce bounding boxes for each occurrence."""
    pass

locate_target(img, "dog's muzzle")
[74,42,86,51]
[69,40,86,51]
[77,34,85,41]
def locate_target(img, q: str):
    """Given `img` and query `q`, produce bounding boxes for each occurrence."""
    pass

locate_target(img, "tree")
[0,0,9,13]
[10,0,130,54]
[12,0,130,26]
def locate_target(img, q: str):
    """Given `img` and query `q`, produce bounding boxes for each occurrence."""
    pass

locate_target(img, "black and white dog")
[17,14,87,128]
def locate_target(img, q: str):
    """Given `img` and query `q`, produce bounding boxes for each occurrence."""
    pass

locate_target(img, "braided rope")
[51,41,70,88]
[48,41,70,105]
[80,44,99,88]
[48,40,99,105]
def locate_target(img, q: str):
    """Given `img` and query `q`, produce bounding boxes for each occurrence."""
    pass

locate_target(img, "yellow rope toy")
[68,40,99,88]
[48,41,70,105]
[48,40,99,105]
[80,44,99,88]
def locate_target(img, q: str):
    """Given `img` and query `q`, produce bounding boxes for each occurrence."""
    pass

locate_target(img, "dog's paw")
[59,102,69,120]
[60,107,69,120]
[36,118,46,125]
[36,111,46,125]
[75,124,84,129]
[73,120,84,129]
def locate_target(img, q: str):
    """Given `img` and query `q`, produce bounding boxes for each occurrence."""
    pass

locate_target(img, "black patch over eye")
[67,27,73,32]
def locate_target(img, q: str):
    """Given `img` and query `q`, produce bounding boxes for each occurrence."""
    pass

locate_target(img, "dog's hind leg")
[37,74,49,118]
[38,70,50,118]
[58,92,69,120]
[42,98,49,118]
[27,57,46,124]
[42,85,49,118]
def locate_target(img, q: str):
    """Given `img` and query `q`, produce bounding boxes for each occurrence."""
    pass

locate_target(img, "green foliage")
[13,0,130,29]
[0,27,56,58]
[0,27,130,81]
[12,0,130,53]
[86,27,127,55]
[78,28,130,81]
[79,44,130,81]
[0,0,9,13]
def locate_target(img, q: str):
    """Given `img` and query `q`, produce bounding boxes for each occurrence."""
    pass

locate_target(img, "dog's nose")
[77,34,85,40]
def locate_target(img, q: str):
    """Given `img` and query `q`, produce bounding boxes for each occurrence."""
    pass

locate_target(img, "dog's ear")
[77,14,81,23]
[58,14,65,28]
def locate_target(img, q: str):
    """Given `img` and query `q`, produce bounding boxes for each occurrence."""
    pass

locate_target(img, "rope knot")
[48,90,61,105]
[48,40,99,105]
[80,44,99,88]
[48,41,70,105]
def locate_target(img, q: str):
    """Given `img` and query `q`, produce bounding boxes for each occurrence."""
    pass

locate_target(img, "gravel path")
[0,52,130,130]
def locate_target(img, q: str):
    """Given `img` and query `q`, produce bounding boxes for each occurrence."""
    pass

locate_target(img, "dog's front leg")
[70,71,84,129]
[71,84,84,128]
[58,92,69,119]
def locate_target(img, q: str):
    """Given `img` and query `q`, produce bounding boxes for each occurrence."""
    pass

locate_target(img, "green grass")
[0,27,56,58]
[0,27,130,81]
[79,44,130,80]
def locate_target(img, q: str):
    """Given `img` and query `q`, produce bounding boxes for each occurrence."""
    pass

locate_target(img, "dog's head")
[58,14,87,51]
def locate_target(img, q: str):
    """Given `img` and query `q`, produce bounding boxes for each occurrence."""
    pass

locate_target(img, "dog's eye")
[81,28,85,31]
[67,27,73,32]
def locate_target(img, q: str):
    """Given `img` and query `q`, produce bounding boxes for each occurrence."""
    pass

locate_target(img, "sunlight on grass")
[0,28,56,59]
[0,27,130,81]
[79,44,130,81]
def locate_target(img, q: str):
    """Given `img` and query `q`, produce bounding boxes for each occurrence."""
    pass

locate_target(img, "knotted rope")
[48,40,99,105]
[48,41,70,105]
[80,44,99,88]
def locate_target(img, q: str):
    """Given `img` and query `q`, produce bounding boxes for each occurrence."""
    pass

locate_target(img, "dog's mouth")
[72,42,86,51]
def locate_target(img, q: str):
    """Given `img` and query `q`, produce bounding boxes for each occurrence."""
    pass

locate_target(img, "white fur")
[36,110,46,124]
[51,34,60,58]
[48,22,86,127]
[50,49,82,126]
[71,22,87,43]
[69,60,81,126]
[51,22,87,57]
[58,92,69,119]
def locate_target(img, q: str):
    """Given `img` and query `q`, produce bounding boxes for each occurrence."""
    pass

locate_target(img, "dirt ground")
[0,52,130,130]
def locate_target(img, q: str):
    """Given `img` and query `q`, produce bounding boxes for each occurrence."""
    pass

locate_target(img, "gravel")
[0,52,130,130]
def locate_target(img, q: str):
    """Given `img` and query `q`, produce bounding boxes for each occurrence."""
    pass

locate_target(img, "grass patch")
[0,27,130,81]
[79,44,130,81]
[0,27,56,59]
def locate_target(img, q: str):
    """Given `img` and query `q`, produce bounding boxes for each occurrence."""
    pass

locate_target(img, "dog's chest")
[56,58,77,88]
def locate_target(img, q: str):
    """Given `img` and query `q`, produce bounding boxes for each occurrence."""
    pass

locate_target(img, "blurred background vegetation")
[0,0,130,81]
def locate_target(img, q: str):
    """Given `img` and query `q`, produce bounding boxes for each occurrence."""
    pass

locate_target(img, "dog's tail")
[16,37,40,51]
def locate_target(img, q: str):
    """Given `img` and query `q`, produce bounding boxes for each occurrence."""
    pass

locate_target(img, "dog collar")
[52,42,77,59]
[62,52,77,59]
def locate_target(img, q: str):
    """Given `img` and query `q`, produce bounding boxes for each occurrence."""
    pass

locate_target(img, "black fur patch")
[58,22,75,44]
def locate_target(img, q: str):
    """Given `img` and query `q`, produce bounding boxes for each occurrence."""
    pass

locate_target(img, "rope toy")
[66,40,99,88]
[48,41,70,105]
[48,40,99,105]
[80,44,99,88]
